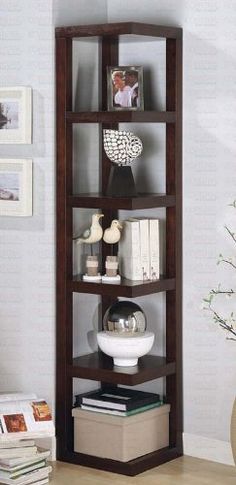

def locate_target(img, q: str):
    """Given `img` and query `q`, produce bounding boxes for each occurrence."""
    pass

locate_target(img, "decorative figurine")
[74,213,104,255]
[103,219,123,244]
[103,129,143,197]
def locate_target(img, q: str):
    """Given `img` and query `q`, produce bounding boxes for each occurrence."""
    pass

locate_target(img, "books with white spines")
[118,219,143,280]
[31,480,49,485]
[0,446,38,459]
[0,397,54,439]
[129,218,150,280]
[0,395,37,403]
[0,449,50,468]
[0,460,46,479]
[80,401,164,416]
[0,465,52,485]
[149,218,160,280]
[0,440,35,449]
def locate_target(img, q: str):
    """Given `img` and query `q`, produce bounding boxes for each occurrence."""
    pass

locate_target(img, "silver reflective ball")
[103,301,147,336]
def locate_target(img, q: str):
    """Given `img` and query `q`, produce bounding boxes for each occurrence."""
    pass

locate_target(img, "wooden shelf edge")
[56,22,182,40]
[57,446,182,476]
[68,193,176,210]
[66,110,176,123]
[70,276,175,297]
[69,353,176,385]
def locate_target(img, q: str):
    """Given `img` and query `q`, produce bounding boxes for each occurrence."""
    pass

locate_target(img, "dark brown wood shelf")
[56,21,182,39]
[59,446,181,476]
[69,193,175,210]
[70,353,176,385]
[56,20,183,476]
[66,111,176,124]
[71,275,175,297]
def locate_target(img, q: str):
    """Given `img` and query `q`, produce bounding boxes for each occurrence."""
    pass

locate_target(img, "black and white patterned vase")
[103,129,143,166]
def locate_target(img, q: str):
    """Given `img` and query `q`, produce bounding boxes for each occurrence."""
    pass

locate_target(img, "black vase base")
[106,166,137,197]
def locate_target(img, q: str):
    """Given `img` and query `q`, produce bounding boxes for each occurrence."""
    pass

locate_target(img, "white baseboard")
[36,433,235,466]
[183,433,235,466]
[35,436,56,461]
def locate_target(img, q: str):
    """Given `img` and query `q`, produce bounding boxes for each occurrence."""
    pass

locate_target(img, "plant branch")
[219,258,236,270]
[225,225,236,245]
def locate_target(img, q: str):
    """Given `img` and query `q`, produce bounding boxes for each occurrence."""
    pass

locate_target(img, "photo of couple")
[108,66,143,110]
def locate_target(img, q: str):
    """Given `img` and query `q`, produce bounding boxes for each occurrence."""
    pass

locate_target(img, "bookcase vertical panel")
[56,36,73,457]
[166,37,183,452]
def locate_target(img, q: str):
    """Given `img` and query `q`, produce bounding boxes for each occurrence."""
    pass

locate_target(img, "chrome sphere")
[103,301,147,336]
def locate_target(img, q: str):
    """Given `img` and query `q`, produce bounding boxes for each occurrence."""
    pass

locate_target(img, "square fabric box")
[72,404,170,462]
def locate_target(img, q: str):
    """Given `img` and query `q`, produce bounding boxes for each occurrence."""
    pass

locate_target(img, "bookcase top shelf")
[66,111,176,124]
[70,353,176,385]
[69,194,175,210]
[56,21,182,39]
[71,276,175,298]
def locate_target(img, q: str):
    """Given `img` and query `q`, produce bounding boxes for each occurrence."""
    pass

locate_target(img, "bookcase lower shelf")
[58,446,181,476]
[70,353,176,385]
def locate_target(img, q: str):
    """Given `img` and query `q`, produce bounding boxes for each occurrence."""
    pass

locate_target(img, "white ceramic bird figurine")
[103,220,123,244]
[75,213,104,245]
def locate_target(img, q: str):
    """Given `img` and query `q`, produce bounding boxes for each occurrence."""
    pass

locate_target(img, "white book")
[81,405,125,416]
[0,395,37,403]
[0,465,52,485]
[33,480,49,485]
[118,220,143,280]
[0,399,54,439]
[0,440,35,449]
[0,450,50,468]
[149,219,160,280]
[0,460,46,479]
[129,218,150,280]
[0,447,38,459]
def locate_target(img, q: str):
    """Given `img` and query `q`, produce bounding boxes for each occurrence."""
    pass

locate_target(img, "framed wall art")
[0,159,32,216]
[0,87,32,144]
[107,66,144,111]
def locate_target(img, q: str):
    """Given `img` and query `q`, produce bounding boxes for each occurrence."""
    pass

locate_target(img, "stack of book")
[0,393,54,484]
[0,439,52,485]
[75,387,164,417]
[118,217,160,281]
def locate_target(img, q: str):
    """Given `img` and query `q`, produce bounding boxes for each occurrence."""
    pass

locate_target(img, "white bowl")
[97,331,155,367]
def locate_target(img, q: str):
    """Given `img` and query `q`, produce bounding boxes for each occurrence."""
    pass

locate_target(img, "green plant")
[203,201,236,341]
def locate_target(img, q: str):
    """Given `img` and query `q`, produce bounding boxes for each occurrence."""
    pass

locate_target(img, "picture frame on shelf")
[0,159,32,217]
[0,87,32,144]
[107,66,144,111]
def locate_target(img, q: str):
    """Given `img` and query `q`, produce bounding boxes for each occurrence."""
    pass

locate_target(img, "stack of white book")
[119,218,160,281]
[0,440,52,485]
[0,393,54,484]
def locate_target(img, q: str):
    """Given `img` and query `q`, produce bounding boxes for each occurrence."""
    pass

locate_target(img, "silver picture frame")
[107,66,144,111]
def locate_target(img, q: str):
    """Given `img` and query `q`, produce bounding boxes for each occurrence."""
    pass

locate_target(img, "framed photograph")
[0,159,32,216]
[0,87,32,144]
[107,66,144,111]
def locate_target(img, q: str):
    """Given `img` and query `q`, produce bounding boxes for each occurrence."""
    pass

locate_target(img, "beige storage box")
[72,404,170,462]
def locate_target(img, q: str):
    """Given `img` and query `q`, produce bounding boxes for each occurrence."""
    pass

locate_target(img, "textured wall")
[0,0,55,408]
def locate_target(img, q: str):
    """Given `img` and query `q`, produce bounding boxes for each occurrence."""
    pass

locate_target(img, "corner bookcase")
[56,22,182,476]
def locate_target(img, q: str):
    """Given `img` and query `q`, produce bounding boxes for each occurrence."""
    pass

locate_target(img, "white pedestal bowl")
[97,331,155,367]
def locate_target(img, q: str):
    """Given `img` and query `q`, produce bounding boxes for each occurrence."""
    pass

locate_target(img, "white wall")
[0,0,236,466]
[0,1,55,408]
